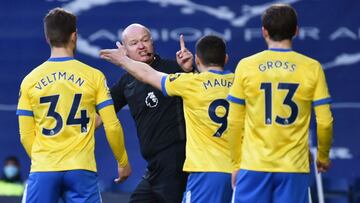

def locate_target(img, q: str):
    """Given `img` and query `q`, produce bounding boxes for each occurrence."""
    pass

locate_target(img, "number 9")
[208,99,229,137]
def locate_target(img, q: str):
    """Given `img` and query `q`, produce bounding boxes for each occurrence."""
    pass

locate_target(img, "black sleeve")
[110,75,127,113]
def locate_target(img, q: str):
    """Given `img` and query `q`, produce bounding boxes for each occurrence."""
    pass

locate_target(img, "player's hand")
[95,114,103,130]
[100,41,129,67]
[316,160,330,173]
[114,162,132,183]
[231,170,239,189]
[176,34,193,72]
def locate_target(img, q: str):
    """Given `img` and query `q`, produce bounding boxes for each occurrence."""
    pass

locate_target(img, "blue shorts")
[232,169,309,203]
[23,170,101,203]
[182,172,232,203]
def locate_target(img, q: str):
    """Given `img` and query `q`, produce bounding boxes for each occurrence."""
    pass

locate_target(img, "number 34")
[40,94,89,136]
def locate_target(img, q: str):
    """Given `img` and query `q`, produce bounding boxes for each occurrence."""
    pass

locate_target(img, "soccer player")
[100,35,233,203]
[98,24,192,203]
[16,8,130,203]
[227,4,334,203]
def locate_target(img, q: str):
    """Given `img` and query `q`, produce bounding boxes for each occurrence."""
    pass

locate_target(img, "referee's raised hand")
[176,34,193,72]
[100,41,129,67]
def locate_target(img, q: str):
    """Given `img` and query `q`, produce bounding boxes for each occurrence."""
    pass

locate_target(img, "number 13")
[260,82,299,125]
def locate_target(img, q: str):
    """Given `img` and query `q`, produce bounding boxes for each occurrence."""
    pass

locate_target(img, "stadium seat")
[323,177,350,194]
[354,178,360,191]
[324,196,349,203]
[323,177,350,203]
[353,178,360,203]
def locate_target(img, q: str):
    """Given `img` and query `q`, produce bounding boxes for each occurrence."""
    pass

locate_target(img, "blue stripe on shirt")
[161,75,169,97]
[47,57,74,62]
[96,99,114,111]
[268,48,292,52]
[227,95,245,105]
[208,70,233,75]
[16,109,34,116]
[313,97,332,107]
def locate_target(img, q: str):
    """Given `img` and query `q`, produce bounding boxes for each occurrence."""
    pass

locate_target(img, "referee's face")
[123,27,154,64]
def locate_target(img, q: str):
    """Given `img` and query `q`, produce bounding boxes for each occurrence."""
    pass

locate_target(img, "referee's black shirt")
[110,55,186,161]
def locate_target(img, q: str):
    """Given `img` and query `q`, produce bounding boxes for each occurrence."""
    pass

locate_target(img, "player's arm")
[312,62,334,172]
[226,61,246,188]
[98,105,127,167]
[17,84,36,157]
[314,104,333,172]
[18,115,36,157]
[96,73,131,182]
[97,104,131,182]
[95,77,129,129]
[100,42,166,91]
[227,97,245,188]
[226,101,245,170]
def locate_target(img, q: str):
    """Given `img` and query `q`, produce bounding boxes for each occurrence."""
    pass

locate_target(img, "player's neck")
[205,66,223,72]
[267,39,292,50]
[50,46,75,58]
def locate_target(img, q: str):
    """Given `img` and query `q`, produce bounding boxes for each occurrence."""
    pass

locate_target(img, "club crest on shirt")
[169,73,181,82]
[104,79,110,90]
[104,79,112,98]
[145,92,158,108]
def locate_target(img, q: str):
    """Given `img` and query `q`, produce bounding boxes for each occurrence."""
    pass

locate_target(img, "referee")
[109,24,192,203]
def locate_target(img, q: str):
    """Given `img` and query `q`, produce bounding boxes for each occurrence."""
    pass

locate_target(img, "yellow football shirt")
[17,57,119,172]
[228,49,332,173]
[161,70,234,173]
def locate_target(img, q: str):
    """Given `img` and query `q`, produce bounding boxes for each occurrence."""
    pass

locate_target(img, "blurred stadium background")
[0,0,359,202]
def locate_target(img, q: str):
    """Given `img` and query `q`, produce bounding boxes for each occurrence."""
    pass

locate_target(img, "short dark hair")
[196,35,226,67]
[262,4,297,41]
[4,156,20,166]
[44,8,77,47]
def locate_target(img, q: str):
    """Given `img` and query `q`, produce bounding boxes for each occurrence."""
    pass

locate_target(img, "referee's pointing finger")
[179,34,186,51]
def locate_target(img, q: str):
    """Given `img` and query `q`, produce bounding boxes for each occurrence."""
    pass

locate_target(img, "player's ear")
[195,54,205,72]
[294,26,299,38]
[44,30,51,46]
[45,36,50,46]
[195,54,201,67]
[70,32,77,43]
[224,54,229,65]
[262,27,269,39]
